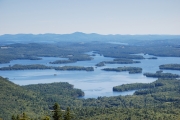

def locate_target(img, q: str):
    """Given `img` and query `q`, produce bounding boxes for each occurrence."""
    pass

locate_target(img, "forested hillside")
[0,77,83,119]
[0,77,48,119]
[1,76,180,119]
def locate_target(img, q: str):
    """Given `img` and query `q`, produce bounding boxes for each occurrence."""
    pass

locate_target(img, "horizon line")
[1,32,180,36]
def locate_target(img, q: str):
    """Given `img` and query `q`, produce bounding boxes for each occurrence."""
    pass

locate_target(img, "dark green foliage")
[0,64,53,70]
[95,62,105,67]
[50,60,76,64]
[63,107,72,120]
[74,79,180,119]
[0,76,49,120]
[53,103,62,120]
[96,58,140,67]
[1,76,180,119]
[23,82,84,97]
[159,64,180,70]
[23,82,84,110]
[55,66,94,71]
[143,72,180,78]
[104,58,141,64]
[113,81,164,92]
[74,107,180,120]
[0,77,82,119]
[0,64,94,71]
[133,79,180,97]
[68,54,93,61]
[103,67,142,74]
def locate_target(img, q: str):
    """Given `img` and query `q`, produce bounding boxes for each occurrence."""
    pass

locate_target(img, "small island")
[102,67,142,74]
[50,60,76,64]
[95,58,140,67]
[55,66,94,71]
[159,64,180,70]
[0,64,53,70]
[104,58,141,64]
[95,62,105,67]
[143,72,180,78]
[68,54,93,61]
[147,57,158,59]
[104,61,140,64]
[0,64,94,71]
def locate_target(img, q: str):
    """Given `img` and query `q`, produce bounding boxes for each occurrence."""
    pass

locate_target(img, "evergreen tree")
[64,107,72,120]
[52,103,62,120]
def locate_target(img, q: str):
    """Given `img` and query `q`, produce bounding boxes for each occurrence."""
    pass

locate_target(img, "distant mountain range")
[0,32,180,44]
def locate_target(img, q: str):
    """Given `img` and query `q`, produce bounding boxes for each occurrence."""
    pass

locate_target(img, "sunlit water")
[0,52,179,98]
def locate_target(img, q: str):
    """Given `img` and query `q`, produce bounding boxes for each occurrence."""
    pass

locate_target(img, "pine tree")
[52,103,62,120]
[64,107,72,120]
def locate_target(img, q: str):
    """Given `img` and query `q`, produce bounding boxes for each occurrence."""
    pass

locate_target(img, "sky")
[0,0,180,35]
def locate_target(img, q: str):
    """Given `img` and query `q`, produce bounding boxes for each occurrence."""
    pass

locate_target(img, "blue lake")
[0,52,180,98]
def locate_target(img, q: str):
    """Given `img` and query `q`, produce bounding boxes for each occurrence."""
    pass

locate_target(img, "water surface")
[0,52,179,98]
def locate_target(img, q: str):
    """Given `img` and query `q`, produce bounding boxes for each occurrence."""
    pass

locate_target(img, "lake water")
[0,52,180,98]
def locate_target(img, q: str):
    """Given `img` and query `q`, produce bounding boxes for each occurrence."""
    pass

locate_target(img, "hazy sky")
[0,0,180,35]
